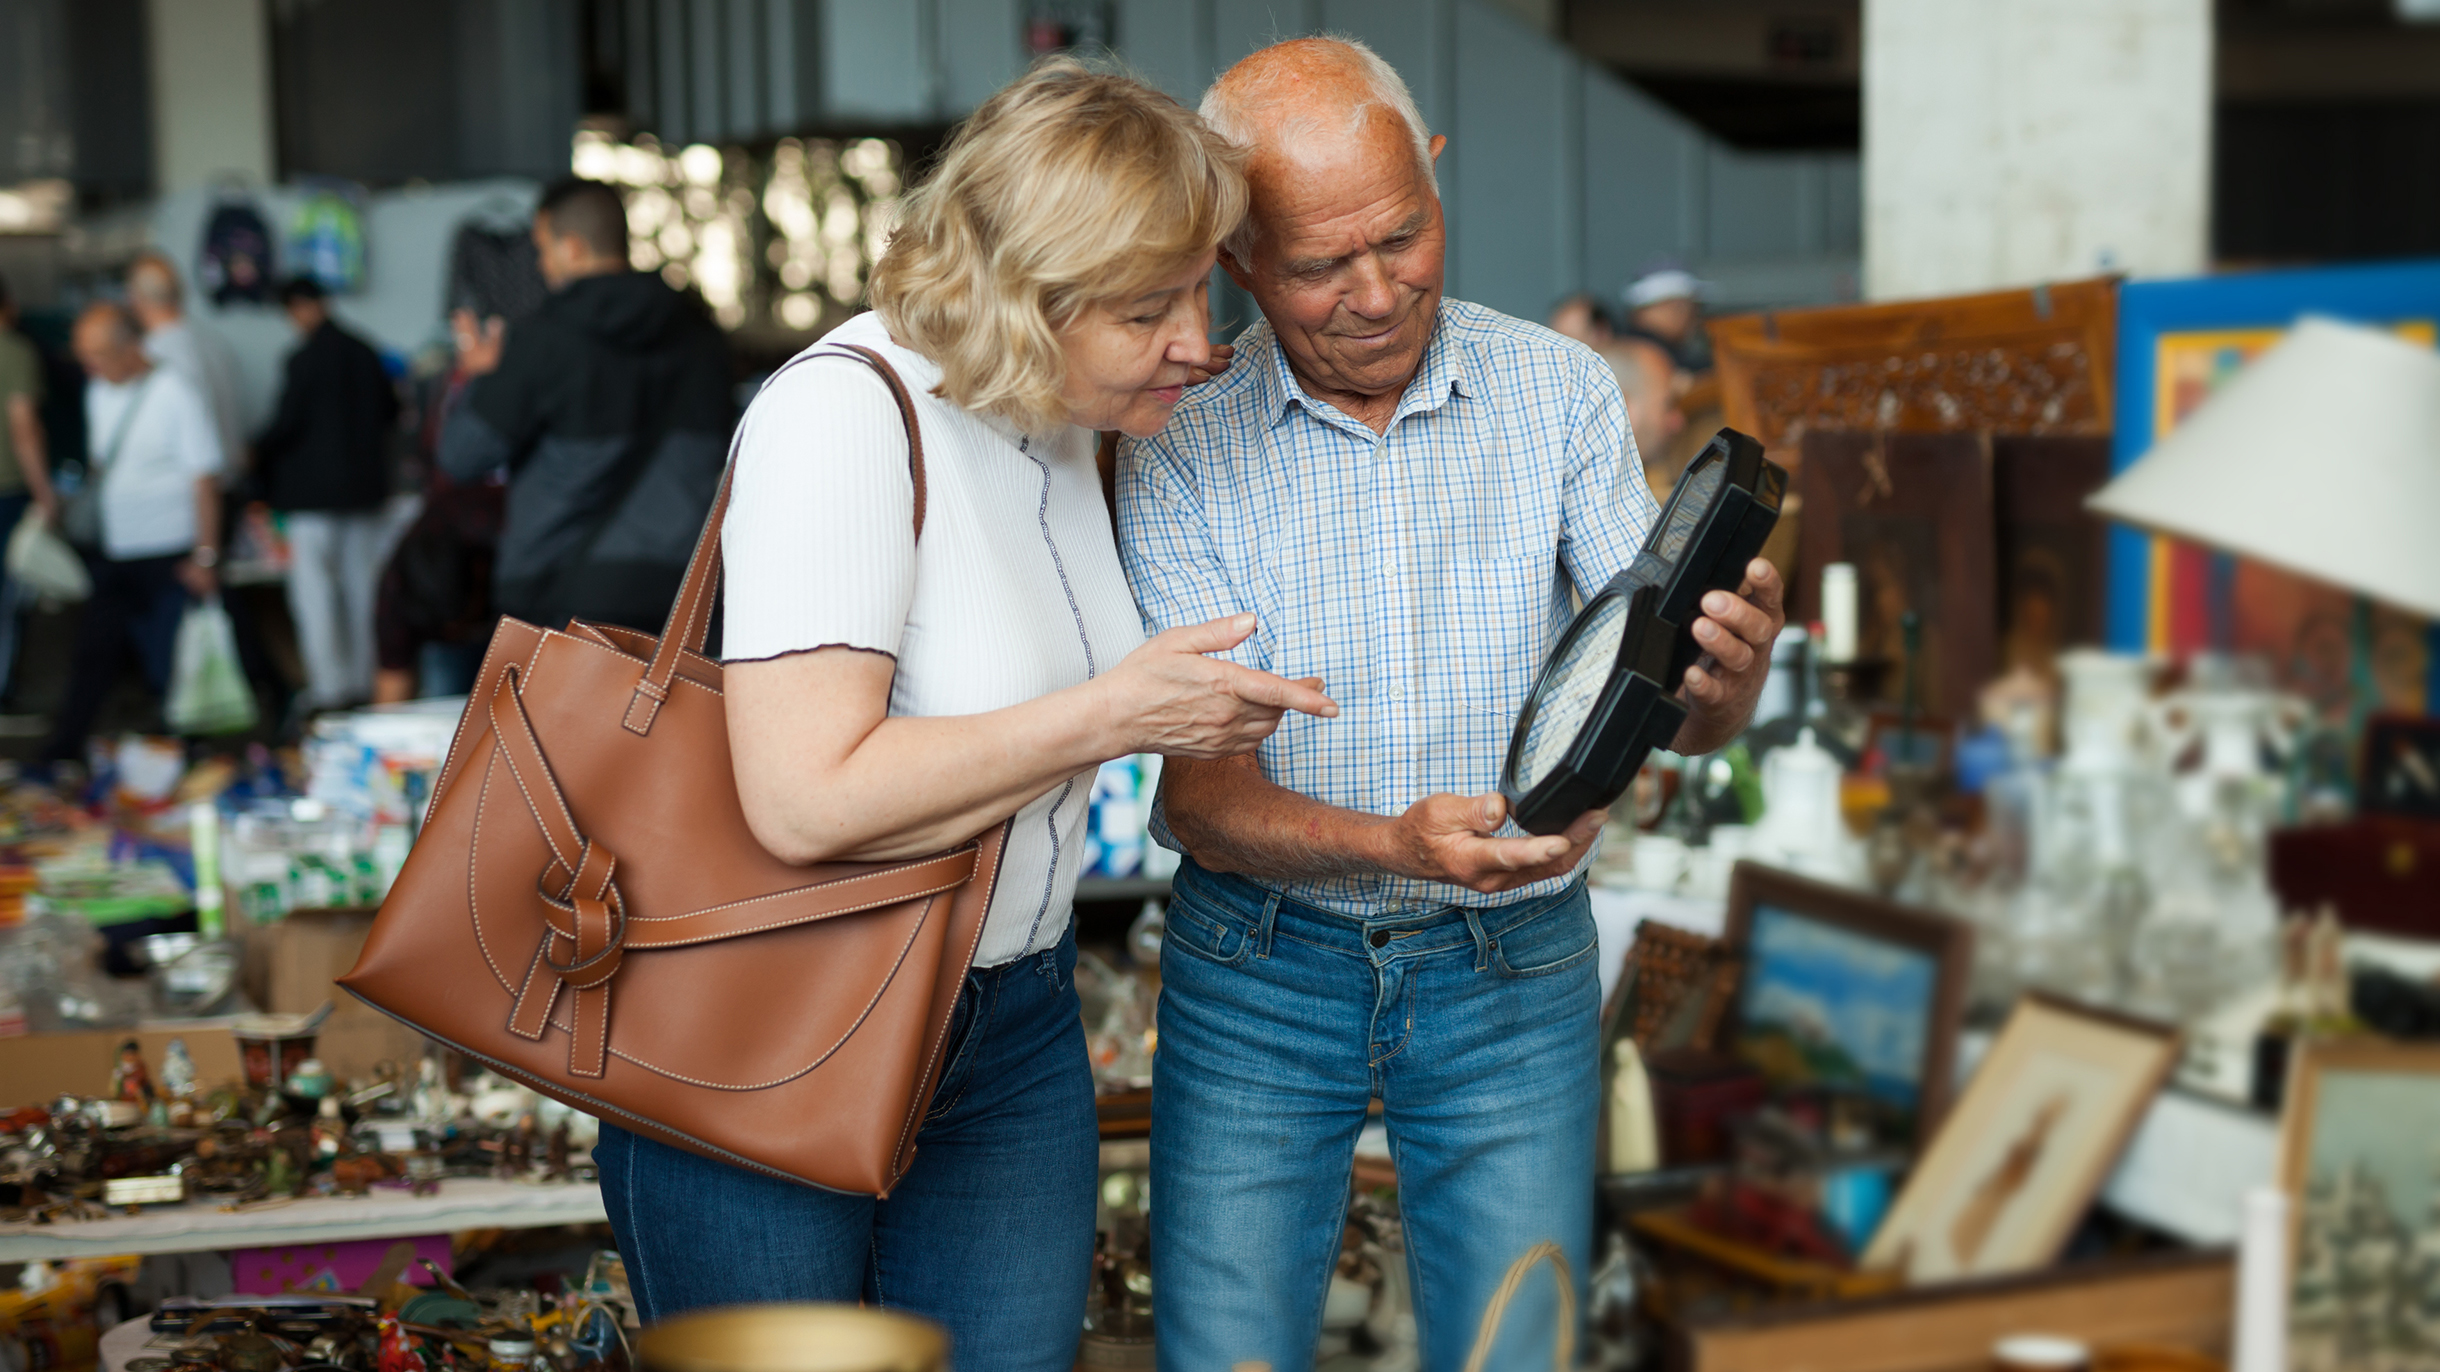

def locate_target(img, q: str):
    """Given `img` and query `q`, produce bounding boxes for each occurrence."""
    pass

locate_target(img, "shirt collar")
[1252,301,1469,435]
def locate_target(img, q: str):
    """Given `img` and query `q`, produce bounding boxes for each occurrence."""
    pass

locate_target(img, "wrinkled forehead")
[1246,110,1434,247]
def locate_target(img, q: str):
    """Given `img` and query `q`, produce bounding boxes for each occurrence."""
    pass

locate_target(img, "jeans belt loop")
[1035,943,1062,993]
[1255,889,1281,961]
[1462,906,1492,973]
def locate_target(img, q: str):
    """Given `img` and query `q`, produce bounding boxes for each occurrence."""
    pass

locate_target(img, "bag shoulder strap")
[93,372,157,474]
[622,341,925,737]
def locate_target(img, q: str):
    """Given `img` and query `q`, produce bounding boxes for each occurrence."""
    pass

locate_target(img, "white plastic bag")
[5,512,89,604]
[166,596,258,735]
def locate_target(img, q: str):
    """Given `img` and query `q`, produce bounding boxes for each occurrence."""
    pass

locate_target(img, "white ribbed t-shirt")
[721,311,1146,968]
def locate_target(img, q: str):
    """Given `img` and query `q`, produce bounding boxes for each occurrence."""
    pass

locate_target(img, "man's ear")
[1429,134,1447,165]
[1217,245,1255,293]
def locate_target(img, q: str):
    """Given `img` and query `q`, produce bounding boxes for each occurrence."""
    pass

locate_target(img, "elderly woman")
[590,61,1335,1363]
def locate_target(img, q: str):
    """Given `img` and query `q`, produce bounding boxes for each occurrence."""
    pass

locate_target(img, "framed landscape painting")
[1721,863,1974,1150]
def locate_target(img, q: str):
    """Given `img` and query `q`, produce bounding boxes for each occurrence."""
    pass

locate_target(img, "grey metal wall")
[617,0,1860,318]
[0,0,154,198]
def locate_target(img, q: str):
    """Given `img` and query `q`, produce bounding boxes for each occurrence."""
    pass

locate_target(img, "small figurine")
[313,1096,347,1157]
[112,1040,157,1108]
[412,1055,448,1122]
[289,1058,335,1100]
[161,1038,197,1099]
[264,1145,297,1197]
[544,1119,572,1181]
[500,1112,537,1178]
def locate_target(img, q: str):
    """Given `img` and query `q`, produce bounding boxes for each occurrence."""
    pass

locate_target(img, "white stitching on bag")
[538,891,934,1091]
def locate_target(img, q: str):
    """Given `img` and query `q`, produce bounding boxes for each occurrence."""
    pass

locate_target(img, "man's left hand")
[1670,558,1786,755]
[176,557,218,600]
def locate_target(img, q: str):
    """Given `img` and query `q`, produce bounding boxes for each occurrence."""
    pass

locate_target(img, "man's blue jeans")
[595,927,1098,1371]
[1151,860,1599,1372]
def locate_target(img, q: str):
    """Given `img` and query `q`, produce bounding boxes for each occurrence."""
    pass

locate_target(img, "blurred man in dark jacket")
[439,178,730,633]
[257,277,399,710]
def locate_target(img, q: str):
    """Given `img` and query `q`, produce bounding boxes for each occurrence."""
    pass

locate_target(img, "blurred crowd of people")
[0,211,1728,767]
[1547,264,1720,503]
[0,176,730,767]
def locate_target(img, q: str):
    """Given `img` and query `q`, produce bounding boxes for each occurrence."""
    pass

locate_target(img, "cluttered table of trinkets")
[0,1175,606,1263]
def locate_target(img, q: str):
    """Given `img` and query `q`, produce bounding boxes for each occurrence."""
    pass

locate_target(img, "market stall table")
[0,1177,606,1262]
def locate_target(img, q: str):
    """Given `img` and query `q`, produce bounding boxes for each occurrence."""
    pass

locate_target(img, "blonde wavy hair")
[869,57,1246,434]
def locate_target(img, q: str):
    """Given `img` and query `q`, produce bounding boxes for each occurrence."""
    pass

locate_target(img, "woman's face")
[1055,251,1218,437]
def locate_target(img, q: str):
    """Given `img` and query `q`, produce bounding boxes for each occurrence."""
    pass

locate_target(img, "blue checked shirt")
[1117,298,1661,917]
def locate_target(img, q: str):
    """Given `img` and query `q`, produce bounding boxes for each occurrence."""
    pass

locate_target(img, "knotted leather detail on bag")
[339,346,1004,1195]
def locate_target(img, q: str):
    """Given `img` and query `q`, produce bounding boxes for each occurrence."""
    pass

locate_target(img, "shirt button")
[1368,929,1389,948]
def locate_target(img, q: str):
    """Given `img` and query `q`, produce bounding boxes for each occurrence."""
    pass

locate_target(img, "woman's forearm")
[726,649,1123,864]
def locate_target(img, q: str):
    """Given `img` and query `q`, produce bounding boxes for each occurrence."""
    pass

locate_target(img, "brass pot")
[637,1304,949,1372]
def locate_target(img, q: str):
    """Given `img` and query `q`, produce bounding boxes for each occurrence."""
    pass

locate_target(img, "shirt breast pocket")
[1438,550,1555,714]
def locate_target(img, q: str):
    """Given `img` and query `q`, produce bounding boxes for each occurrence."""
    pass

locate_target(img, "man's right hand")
[1374,793,1606,895]
[450,309,507,376]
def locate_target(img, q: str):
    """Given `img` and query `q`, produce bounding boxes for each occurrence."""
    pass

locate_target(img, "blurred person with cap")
[1119,36,1784,1371]
[438,177,730,633]
[1546,291,1616,348]
[1621,263,1712,374]
[1601,334,1686,492]
[0,273,61,695]
[44,303,224,765]
[255,276,400,710]
[127,251,247,475]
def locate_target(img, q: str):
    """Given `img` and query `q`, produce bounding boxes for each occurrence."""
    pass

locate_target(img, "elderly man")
[1117,38,1782,1371]
[44,304,223,765]
[128,253,247,476]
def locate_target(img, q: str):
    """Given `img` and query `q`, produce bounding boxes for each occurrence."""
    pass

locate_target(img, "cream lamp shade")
[2087,316,2440,621]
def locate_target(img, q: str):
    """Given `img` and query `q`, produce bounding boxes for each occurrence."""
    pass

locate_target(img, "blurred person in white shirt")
[128,253,247,478]
[42,303,224,766]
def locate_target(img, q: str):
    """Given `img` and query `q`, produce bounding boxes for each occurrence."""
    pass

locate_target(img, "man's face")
[1632,297,1696,344]
[1224,112,1447,403]
[532,213,586,290]
[72,317,142,384]
[285,300,326,336]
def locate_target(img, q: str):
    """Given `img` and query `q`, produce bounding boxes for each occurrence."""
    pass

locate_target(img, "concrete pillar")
[146,0,274,192]
[1863,0,2211,301]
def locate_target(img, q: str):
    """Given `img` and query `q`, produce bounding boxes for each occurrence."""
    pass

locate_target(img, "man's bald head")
[73,302,150,383]
[1196,37,1449,422]
[1200,37,1436,257]
[127,252,185,329]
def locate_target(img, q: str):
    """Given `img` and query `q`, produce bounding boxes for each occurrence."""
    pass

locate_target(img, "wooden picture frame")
[1720,862,1974,1148]
[1859,994,2180,1284]
[2274,1037,2440,1372]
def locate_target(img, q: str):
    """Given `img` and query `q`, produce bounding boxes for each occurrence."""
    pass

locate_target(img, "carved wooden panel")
[1711,279,2119,460]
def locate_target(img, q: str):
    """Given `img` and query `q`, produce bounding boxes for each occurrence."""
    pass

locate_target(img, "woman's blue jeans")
[1150,861,1599,1372]
[594,926,1098,1372]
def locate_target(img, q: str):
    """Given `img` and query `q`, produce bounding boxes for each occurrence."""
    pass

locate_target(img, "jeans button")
[1368,929,1389,948]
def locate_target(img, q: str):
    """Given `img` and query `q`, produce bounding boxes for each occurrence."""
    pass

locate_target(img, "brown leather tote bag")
[342,345,1009,1196]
